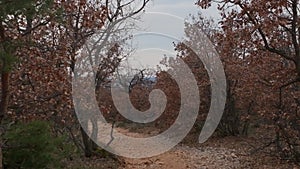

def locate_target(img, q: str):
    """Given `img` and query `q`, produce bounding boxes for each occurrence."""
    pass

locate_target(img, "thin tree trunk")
[91,118,98,151]
[80,126,93,157]
[0,71,9,169]
[0,71,9,118]
[296,61,300,79]
[80,120,99,157]
[0,146,2,169]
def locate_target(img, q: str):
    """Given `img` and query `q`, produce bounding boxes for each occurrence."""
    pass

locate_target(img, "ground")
[120,137,298,169]
[67,122,300,169]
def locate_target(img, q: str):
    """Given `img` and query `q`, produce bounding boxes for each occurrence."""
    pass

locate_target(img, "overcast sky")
[146,0,219,19]
[123,0,219,71]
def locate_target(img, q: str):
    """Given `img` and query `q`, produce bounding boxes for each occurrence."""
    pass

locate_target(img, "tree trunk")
[0,72,9,169]
[0,71,9,118]
[80,126,93,157]
[0,146,2,169]
[91,118,98,151]
[297,61,300,79]
[80,119,99,157]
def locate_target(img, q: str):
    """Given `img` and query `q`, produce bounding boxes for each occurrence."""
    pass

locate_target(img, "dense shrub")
[3,120,74,169]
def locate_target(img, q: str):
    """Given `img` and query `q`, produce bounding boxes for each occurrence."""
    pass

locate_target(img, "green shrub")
[3,120,73,169]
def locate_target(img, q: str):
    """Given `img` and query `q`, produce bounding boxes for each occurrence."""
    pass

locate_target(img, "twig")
[249,139,276,155]
[66,126,84,152]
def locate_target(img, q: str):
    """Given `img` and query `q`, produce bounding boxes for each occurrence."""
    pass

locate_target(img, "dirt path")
[121,145,243,169]
[115,127,298,169]
[87,121,298,169]
[109,126,246,169]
